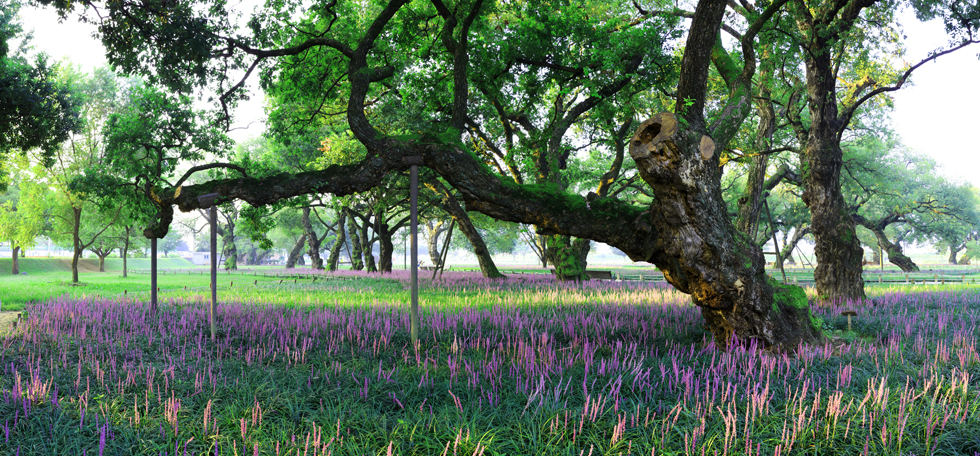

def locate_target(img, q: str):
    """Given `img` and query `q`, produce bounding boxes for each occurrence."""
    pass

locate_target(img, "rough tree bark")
[11,245,19,275]
[301,207,324,269]
[630,112,820,348]
[852,214,919,272]
[790,1,871,301]
[735,73,776,239]
[285,233,307,269]
[347,213,364,270]
[357,215,377,272]
[426,220,448,268]
[428,180,504,278]
[327,211,346,271]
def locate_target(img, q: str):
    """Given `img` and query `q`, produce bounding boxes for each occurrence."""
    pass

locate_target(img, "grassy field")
[0,266,978,455]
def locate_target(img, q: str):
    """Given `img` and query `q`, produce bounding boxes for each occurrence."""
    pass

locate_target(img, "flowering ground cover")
[1,271,978,455]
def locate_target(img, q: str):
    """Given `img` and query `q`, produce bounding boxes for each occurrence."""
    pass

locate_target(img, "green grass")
[2,276,979,455]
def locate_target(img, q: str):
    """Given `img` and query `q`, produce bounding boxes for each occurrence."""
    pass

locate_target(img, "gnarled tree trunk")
[631,113,821,349]
[793,2,867,302]
[873,230,918,272]
[358,219,376,272]
[546,235,590,281]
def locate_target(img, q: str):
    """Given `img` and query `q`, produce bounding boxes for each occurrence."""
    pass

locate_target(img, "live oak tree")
[41,0,825,349]
[842,134,979,272]
[46,0,978,348]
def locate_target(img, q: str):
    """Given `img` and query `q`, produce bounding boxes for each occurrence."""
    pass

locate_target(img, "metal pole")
[210,205,217,341]
[410,164,419,347]
[403,156,423,348]
[151,237,157,312]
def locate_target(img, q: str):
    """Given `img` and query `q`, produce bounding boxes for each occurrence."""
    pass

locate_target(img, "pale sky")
[19,4,980,187]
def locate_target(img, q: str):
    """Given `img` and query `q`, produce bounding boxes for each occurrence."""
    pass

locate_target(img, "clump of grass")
[0,274,978,455]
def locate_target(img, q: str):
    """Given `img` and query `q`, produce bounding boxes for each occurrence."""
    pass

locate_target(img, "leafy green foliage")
[0,0,81,166]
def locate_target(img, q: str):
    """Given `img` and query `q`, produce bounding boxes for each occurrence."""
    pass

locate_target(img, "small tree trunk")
[434,185,504,278]
[222,232,238,270]
[359,222,376,272]
[777,226,809,270]
[11,245,20,275]
[735,87,775,240]
[98,253,107,272]
[285,234,307,269]
[327,211,347,271]
[378,226,394,273]
[948,245,961,265]
[546,235,590,281]
[426,220,447,268]
[348,215,364,270]
[301,207,324,269]
[72,207,82,283]
[120,244,129,278]
[872,230,918,272]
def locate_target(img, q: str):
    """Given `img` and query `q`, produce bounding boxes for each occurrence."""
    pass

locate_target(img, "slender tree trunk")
[871,229,918,272]
[348,214,364,270]
[98,253,108,272]
[536,235,548,267]
[426,220,447,268]
[285,234,307,269]
[359,221,376,272]
[777,226,810,270]
[736,81,775,239]
[301,207,324,269]
[120,243,129,278]
[432,183,504,278]
[871,245,881,265]
[631,112,821,349]
[327,211,347,271]
[11,245,20,275]
[72,207,82,283]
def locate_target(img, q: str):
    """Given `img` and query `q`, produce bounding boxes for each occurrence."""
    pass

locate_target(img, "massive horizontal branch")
[164,135,655,258]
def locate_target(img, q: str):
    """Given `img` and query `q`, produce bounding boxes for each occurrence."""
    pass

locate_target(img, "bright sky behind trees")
[19,3,980,187]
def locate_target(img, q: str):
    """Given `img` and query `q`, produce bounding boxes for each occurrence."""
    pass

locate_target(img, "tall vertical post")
[880,245,884,272]
[151,237,158,312]
[210,205,218,341]
[404,156,423,348]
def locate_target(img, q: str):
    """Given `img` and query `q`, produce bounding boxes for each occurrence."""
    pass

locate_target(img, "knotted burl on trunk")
[628,112,823,350]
